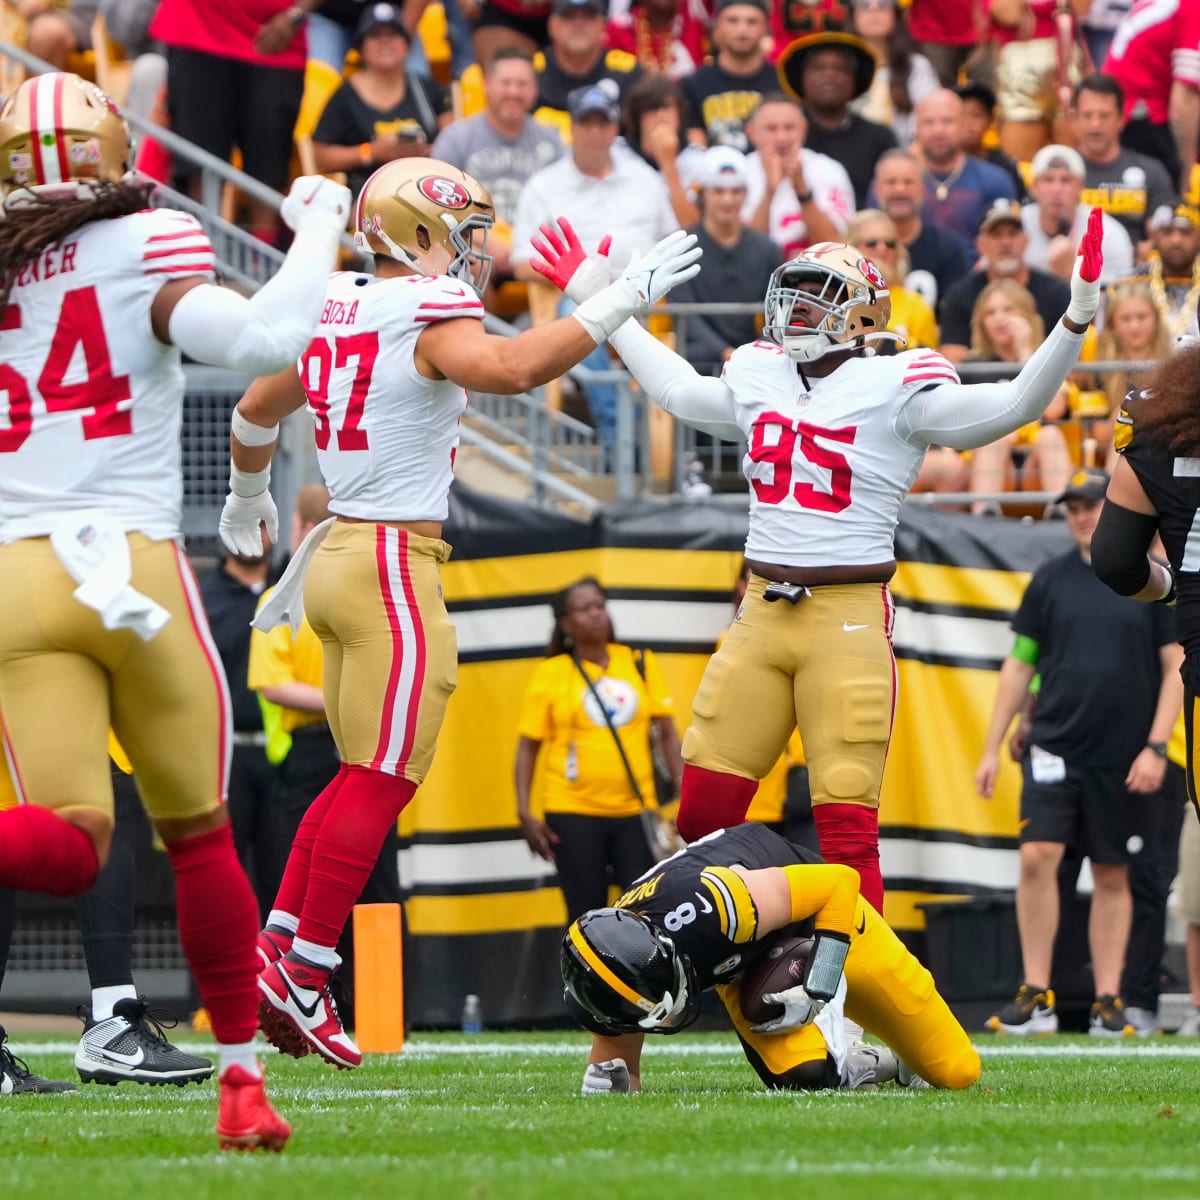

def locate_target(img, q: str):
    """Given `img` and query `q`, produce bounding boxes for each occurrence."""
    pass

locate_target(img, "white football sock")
[291,936,340,971]
[218,1041,262,1079]
[266,910,299,935]
[91,984,137,1022]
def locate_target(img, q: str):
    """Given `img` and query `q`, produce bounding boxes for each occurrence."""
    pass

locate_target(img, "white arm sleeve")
[609,318,742,440]
[894,321,1086,451]
[165,223,342,376]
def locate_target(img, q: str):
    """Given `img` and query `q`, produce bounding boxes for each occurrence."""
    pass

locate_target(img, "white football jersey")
[723,343,960,566]
[298,271,484,522]
[0,208,215,542]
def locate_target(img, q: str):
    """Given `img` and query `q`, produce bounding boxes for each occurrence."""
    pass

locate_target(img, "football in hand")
[737,935,814,1026]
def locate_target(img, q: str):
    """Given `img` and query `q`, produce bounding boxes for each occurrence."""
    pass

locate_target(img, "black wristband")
[1147,741,1168,758]
[795,189,814,204]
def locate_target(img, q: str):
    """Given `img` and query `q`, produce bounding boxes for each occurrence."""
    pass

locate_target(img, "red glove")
[1076,205,1104,284]
[529,217,612,299]
[1066,205,1103,324]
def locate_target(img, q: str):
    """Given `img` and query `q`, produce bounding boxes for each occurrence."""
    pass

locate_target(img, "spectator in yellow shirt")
[515,577,683,922]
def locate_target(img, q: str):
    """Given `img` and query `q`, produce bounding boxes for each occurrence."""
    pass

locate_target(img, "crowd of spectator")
[24,0,1200,508]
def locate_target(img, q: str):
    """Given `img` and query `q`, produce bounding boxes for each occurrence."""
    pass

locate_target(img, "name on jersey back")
[14,242,77,288]
[321,298,360,326]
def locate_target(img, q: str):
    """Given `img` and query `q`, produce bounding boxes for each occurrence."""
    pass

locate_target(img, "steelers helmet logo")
[857,256,886,290]
[581,676,639,729]
[418,176,471,209]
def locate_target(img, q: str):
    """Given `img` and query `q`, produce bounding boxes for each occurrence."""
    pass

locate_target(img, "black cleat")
[0,1024,76,1094]
[76,997,214,1086]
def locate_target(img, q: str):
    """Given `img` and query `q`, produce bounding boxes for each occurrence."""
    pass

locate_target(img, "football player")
[0,72,355,1149]
[218,161,702,1070]
[532,209,1107,913]
[1091,349,1200,817]
[560,822,981,1094]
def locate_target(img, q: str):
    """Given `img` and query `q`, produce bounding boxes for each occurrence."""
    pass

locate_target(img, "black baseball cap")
[1055,467,1109,504]
[356,2,410,45]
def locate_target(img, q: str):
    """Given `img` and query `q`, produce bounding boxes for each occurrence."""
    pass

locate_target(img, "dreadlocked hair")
[0,178,155,305]
[1129,343,1200,457]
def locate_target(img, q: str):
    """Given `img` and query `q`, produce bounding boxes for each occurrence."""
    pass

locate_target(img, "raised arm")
[608,319,742,440]
[417,228,702,393]
[895,208,1104,451]
[152,177,351,376]
[529,219,741,440]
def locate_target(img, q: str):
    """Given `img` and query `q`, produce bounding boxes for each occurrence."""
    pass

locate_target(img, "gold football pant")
[303,521,457,783]
[686,576,897,809]
[0,535,230,823]
[719,896,980,1090]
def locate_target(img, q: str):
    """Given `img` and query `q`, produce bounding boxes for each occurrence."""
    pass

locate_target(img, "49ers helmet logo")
[418,176,471,209]
[857,256,886,290]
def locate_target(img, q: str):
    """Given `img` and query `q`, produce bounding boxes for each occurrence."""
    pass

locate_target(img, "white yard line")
[12,1037,1200,1058]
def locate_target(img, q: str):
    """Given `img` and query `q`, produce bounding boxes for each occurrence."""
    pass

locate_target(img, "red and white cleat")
[256,928,293,971]
[258,956,362,1070]
[216,1065,291,1152]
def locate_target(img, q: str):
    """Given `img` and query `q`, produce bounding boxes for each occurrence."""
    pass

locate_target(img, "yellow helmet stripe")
[568,922,654,1013]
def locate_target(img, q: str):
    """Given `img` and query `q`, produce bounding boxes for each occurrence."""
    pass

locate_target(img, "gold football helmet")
[354,159,495,295]
[0,72,131,206]
[763,242,899,363]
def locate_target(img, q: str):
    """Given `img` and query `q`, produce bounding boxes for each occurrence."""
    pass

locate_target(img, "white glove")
[565,255,613,304]
[572,230,702,344]
[219,489,278,558]
[280,175,353,238]
[750,984,826,1035]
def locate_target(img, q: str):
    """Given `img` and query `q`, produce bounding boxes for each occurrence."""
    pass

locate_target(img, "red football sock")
[271,763,350,921]
[675,765,757,843]
[0,805,99,896]
[295,766,415,951]
[165,822,259,1045]
[814,803,883,912]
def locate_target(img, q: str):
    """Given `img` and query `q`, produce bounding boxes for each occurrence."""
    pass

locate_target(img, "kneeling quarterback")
[560,823,980,1094]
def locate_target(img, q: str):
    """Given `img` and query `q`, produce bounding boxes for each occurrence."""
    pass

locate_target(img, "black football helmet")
[560,908,701,1036]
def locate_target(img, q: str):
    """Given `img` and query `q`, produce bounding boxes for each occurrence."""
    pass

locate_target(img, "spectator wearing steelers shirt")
[515,577,682,924]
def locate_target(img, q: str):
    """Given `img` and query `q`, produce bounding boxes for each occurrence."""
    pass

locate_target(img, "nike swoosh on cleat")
[842,622,869,632]
[93,1046,145,1067]
[280,971,322,1020]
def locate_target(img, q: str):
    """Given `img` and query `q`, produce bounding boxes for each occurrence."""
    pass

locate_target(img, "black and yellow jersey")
[1116,392,1200,682]
[612,823,820,991]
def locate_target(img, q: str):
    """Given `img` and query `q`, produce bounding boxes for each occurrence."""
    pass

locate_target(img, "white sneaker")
[581,1058,631,1095]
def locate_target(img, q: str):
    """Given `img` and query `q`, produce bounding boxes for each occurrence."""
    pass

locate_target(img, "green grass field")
[3,1032,1199,1200]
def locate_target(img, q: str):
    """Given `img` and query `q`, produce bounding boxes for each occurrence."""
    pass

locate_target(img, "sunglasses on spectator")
[852,0,894,9]
[861,238,898,249]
